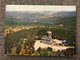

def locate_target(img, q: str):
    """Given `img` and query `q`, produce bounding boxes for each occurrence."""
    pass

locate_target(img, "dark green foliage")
[37,47,41,53]
[64,48,76,56]
[47,47,52,52]
[56,50,61,56]
[16,45,21,54]
[5,25,76,54]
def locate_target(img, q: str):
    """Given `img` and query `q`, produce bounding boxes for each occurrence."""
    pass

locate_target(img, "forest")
[5,5,76,56]
[5,25,76,56]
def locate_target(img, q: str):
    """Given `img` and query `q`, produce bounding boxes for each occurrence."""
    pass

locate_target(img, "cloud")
[6,5,76,12]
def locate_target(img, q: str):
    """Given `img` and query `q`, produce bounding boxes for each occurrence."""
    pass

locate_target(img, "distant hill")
[6,11,76,26]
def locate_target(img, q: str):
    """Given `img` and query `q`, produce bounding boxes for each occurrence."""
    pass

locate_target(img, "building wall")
[40,40,50,44]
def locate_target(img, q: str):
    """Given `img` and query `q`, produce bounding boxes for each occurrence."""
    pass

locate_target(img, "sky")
[6,5,76,12]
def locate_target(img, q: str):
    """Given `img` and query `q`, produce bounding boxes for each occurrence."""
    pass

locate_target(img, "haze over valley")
[6,11,76,27]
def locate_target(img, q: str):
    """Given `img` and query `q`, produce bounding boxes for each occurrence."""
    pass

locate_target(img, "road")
[34,40,70,51]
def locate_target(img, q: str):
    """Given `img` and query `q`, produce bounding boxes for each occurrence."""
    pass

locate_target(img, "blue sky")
[6,5,76,12]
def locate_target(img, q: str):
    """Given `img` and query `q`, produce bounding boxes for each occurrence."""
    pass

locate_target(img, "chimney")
[47,31,52,38]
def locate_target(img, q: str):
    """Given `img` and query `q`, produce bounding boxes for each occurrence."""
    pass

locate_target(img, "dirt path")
[34,40,70,51]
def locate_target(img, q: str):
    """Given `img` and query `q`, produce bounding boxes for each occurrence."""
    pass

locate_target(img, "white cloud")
[6,5,76,12]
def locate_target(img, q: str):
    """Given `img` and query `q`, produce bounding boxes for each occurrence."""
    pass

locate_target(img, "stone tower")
[47,31,52,38]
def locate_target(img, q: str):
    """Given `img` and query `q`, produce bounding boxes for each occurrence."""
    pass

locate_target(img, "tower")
[47,31,52,38]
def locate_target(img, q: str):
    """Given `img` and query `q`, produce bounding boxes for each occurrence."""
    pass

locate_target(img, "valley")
[5,10,76,56]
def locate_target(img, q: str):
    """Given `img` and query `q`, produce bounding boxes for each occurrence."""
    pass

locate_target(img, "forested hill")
[6,11,76,26]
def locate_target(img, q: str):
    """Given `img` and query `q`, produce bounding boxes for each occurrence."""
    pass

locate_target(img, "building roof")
[62,40,67,42]
[41,35,53,41]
